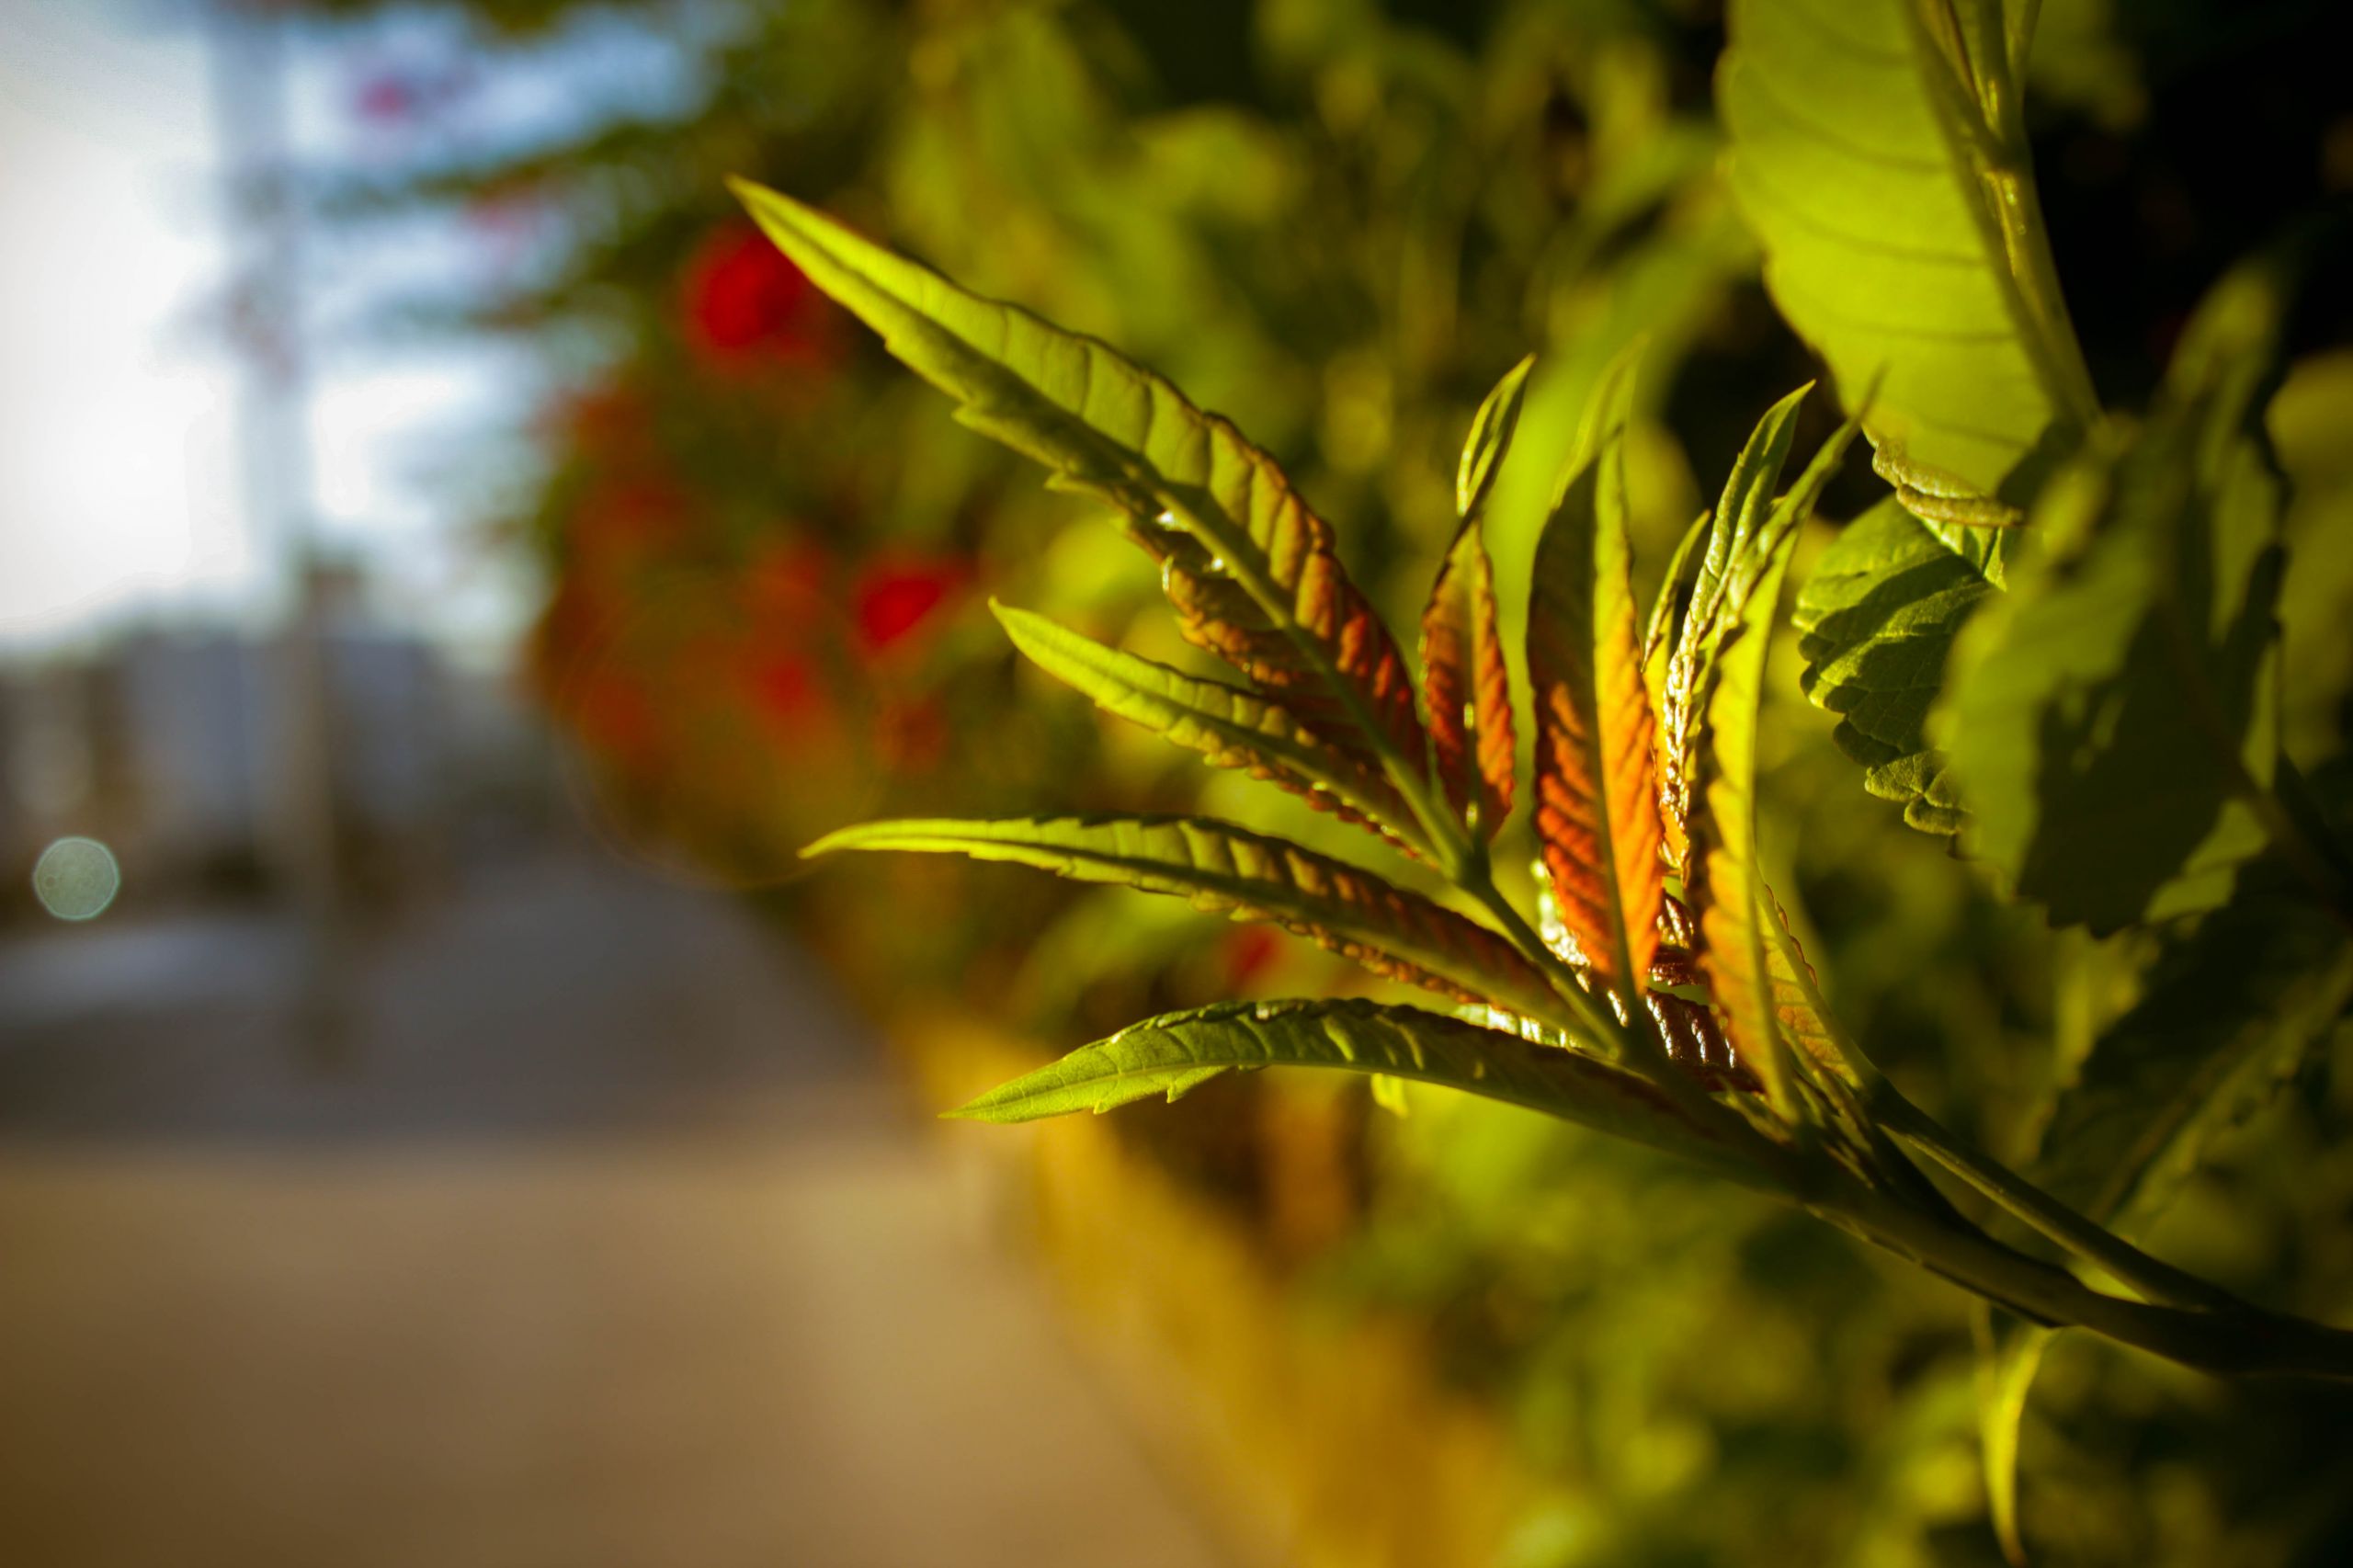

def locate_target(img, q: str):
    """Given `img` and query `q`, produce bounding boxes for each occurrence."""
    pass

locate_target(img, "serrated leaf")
[1457,353,1536,520]
[1940,398,2285,931]
[1643,508,1712,677]
[1759,884,1857,1085]
[1421,518,1517,843]
[804,814,1559,1020]
[2029,890,2353,1233]
[1694,529,1802,1114]
[1656,390,1865,868]
[1719,0,2097,520]
[993,603,1416,851]
[1795,498,1995,836]
[1529,376,1665,996]
[1422,358,1537,841]
[1981,891,2353,1562]
[733,179,1426,779]
[950,997,1765,1183]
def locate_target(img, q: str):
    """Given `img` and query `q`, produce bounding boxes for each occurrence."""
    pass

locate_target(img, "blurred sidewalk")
[0,854,1228,1568]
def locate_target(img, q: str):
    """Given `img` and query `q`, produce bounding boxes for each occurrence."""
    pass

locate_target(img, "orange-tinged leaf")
[1528,411,1665,996]
[995,604,1417,853]
[1420,518,1516,839]
[1158,553,1422,774]
[733,180,1425,780]
[1760,885,1852,1082]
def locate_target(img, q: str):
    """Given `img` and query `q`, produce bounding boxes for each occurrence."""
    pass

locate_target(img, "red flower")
[681,225,835,367]
[853,556,969,653]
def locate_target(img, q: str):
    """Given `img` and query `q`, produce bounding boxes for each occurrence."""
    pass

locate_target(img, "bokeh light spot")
[32,836,120,922]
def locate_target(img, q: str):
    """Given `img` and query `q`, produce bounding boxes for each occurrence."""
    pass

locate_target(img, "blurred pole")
[207,0,348,1063]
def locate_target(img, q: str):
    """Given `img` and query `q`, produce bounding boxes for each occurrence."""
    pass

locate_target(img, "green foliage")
[760,156,2353,1412]
[803,812,1559,1020]
[1940,290,2288,930]
[949,997,1762,1183]
[1693,530,1803,1114]
[307,0,2353,1555]
[2032,891,2353,1238]
[1720,0,2097,517]
[735,180,1428,782]
[1795,498,1991,835]
[994,603,1413,847]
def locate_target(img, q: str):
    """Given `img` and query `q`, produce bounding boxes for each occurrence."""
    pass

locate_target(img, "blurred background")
[2,1,2350,1564]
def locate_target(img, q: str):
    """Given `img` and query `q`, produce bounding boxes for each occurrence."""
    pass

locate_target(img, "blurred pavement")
[0,853,1227,1568]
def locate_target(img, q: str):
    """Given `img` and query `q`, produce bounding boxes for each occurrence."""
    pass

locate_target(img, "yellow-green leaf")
[803,814,1559,1020]
[1694,529,1802,1115]
[1719,0,2097,523]
[733,179,1426,778]
[994,603,1417,854]
[950,998,1767,1186]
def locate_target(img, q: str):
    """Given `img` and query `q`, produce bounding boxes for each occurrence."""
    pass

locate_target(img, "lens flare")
[32,836,121,922]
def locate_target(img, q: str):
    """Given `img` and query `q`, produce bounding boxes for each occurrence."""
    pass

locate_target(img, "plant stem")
[1867,1085,2245,1312]
[1822,1169,2353,1380]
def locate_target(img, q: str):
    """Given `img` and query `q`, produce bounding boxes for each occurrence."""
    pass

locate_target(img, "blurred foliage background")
[286,1,2353,1562]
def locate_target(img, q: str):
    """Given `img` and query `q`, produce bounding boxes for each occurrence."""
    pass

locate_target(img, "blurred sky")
[0,0,686,660]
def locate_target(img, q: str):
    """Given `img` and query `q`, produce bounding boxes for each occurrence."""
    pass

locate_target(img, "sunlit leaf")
[2029,889,2353,1234]
[1528,369,1665,996]
[733,179,1427,779]
[1422,357,1537,842]
[1456,352,1536,519]
[1972,1305,2052,1568]
[949,997,1766,1183]
[1939,353,2285,930]
[1693,529,1802,1113]
[994,603,1417,852]
[1655,389,1813,867]
[1795,498,1995,836]
[1421,520,1517,843]
[803,814,1560,1019]
[1642,508,1711,678]
[1719,0,2097,526]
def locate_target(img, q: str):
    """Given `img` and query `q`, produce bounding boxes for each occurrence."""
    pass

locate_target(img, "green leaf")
[949,997,1768,1183]
[2029,891,2353,1234]
[1656,389,1859,867]
[1693,528,1802,1115]
[1689,384,1811,638]
[1642,507,1712,676]
[733,179,1426,779]
[1939,398,2285,931]
[1972,1304,2052,1568]
[1795,498,1995,836]
[1978,892,2353,1560]
[1719,0,2097,520]
[1717,0,2096,857]
[1457,353,1537,520]
[993,602,1418,853]
[1529,364,1665,996]
[803,814,1561,1021]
